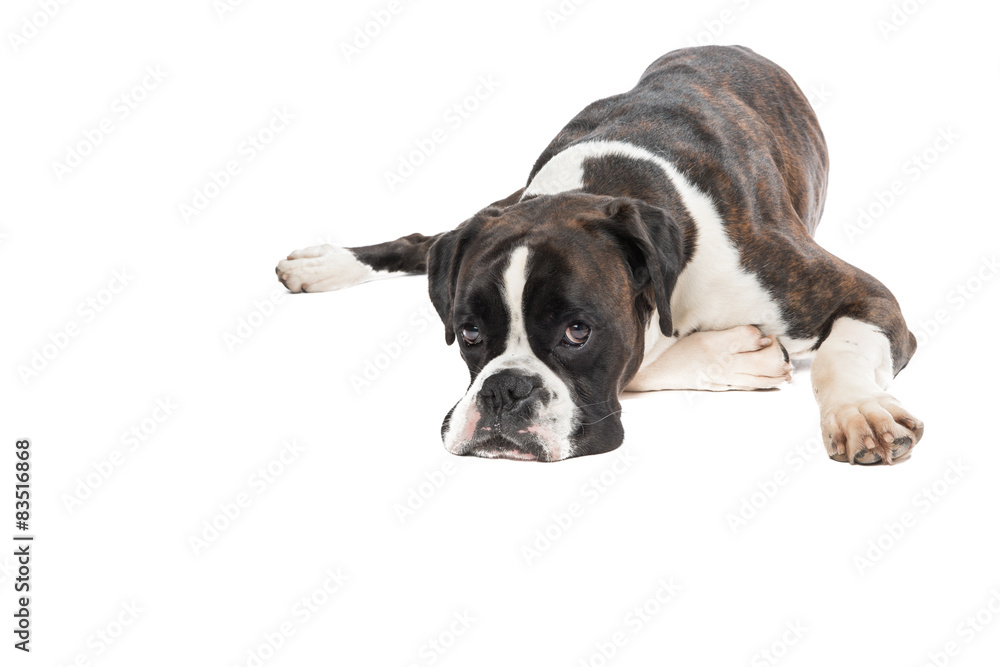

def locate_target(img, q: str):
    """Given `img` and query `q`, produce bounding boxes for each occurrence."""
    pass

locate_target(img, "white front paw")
[275,244,371,293]
[693,325,793,391]
[821,393,924,465]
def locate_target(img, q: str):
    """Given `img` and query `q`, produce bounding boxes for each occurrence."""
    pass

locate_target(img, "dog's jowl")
[276,46,923,465]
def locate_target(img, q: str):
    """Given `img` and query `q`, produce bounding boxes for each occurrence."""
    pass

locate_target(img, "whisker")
[574,398,615,410]
[578,409,624,426]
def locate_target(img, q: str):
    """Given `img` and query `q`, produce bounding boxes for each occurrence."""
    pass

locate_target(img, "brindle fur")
[352,46,915,374]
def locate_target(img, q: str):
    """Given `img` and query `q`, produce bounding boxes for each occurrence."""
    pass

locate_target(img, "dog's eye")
[461,325,482,345]
[562,322,591,347]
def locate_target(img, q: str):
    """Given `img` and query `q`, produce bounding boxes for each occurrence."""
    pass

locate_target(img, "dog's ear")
[427,219,483,345]
[601,198,686,337]
[427,231,460,345]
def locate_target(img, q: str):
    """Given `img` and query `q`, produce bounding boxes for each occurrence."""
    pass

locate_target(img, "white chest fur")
[524,140,792,365]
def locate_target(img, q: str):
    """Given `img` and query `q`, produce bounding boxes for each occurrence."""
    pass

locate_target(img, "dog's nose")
[479,371,540,414]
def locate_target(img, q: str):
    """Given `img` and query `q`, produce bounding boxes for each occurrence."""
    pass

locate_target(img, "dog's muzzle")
[454,370,564,462]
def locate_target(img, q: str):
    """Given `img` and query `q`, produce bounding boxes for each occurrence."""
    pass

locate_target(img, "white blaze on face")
[442,246,579,461]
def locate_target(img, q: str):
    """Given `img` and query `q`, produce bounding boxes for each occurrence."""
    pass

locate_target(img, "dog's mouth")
[462,434,548,462]
[467,446,541,461]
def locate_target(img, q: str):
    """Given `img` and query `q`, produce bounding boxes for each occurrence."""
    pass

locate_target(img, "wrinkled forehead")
[455,232,631,321]
[523,239,632,319]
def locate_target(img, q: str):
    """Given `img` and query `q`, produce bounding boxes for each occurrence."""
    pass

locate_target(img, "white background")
[3,0,999,665]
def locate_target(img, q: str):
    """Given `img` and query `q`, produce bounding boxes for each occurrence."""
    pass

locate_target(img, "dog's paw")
[693,325,794,391]
[821,393,924,465]
[275,244,372,293]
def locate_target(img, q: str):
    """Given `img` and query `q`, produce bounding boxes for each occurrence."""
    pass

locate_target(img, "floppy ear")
[602,198,686,336]
[427,217,486,345]
[427,231,461,345]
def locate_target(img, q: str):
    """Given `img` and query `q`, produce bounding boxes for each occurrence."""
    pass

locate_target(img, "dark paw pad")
[854,448,883,466]
[890,436,912,459]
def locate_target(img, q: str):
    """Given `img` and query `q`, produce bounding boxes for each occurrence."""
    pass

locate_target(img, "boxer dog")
[276,46,924,465]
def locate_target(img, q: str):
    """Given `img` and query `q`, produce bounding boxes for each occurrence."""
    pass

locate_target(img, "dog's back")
[529,45,828,237]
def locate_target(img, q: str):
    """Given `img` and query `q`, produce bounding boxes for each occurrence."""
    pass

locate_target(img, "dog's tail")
[275,233,443,293]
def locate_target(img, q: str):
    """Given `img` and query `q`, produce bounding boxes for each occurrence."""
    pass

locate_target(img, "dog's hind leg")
[276,233,441,293]
[276,188,525,293]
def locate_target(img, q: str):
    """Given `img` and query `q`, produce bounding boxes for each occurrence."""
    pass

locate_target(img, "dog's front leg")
[625,325,794,392]
[812,312,924,465]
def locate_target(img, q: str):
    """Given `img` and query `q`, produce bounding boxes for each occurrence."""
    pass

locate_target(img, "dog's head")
[427,192,685,461]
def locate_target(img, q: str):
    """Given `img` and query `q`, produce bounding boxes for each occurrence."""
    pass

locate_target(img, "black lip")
[463,433,549,462]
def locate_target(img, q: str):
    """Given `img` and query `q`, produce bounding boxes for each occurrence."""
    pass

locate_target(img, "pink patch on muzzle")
[459,406,481,443]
